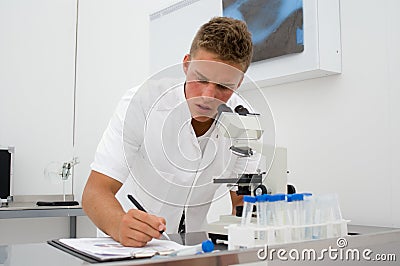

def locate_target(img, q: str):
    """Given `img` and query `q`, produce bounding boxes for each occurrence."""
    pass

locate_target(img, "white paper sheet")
[59,237,186,260]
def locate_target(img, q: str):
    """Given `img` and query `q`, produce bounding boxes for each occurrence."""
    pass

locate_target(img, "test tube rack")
[227,219,349,250]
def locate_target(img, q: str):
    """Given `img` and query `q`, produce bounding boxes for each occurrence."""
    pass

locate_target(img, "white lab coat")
[92,79,260,233]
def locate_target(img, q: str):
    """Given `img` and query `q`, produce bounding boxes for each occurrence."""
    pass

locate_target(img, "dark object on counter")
[37,201,79,206]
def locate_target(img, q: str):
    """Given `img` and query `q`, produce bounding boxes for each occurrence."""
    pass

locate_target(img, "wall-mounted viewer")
[223,0,304,63]
[149,0,341,88]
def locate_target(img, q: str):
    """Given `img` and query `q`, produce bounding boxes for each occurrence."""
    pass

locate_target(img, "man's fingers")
[118,228,148,247]
[127,209,166,232]
[158,217,167,231]
[130,218,162,240]
[119,214,155,247]
[118,209,166,247]
[118,209,169,247]
[159,217,167,226]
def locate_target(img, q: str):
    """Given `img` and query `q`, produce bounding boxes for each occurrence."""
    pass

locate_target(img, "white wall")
[0,0,76,196]
[73,0,150,201]
[73,0,151,235]
[241,0,400,227]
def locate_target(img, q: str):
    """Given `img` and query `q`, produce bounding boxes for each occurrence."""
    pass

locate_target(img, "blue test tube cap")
[262,194,270,201]
[256,195,265,202]
[243,195,257,203]
[286,194,294,202]
[274,193,286,201]
[292,193,304,201]
[201,240,214,253]
[268,195,280,202]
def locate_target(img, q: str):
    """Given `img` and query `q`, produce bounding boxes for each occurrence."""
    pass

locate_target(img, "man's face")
[183,49,244,122]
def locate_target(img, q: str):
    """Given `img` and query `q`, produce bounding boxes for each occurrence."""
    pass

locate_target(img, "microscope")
[213,104,288,197]
[207,105,290,240]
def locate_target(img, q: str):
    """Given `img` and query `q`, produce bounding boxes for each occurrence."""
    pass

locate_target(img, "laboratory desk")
[0,195,85,238]
[0,225,399,266]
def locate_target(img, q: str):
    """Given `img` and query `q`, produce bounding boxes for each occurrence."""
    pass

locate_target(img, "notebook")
[48,237,186,263]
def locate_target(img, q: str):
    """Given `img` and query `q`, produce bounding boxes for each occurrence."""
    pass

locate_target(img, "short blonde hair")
[190,17,253,72]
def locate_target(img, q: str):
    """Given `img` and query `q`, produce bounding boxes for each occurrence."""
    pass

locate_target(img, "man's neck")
[191,118,214,137]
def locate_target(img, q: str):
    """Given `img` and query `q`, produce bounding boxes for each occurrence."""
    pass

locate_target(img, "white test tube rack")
[228,193,349,250]
[227,219,350,250]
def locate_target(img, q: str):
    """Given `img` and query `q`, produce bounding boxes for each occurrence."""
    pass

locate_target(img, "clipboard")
[48,237,183,263]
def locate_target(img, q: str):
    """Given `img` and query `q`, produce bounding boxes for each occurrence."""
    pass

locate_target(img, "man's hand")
[230,191,243,215]
[82,170,167,247]
[118,209,167,247]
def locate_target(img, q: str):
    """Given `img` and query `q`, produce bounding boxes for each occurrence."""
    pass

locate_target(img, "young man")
[82,17,259,247]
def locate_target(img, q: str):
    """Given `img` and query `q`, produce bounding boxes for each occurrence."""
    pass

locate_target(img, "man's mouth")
[196,104,212,111]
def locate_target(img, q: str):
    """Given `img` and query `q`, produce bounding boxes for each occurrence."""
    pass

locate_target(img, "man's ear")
[182,54,190,75]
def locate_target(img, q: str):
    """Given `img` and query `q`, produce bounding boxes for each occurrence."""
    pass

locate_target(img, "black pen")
[127,194,170,240]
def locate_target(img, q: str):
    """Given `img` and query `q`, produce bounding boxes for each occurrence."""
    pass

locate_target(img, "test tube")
[285,194,294,226]
[302,192,314,240]
[321,193,343,237]
[312,194,334,239]
[287,194,304,241]
[262,194,270,226]
[266,194,278,227]
[328,193,343,222]
[169,240,214,256]
[263,194,278,243]
[317,193,342,223]
[273,194,287,243]
[256,195,263,227]
[293,194,305,225]
[256,195,266,240]
[261,194,269,227]
[312,195,323,239]
[241,195,256,226]
[272,194,286,226]
[267,195,279,226]
[270,194,286,225]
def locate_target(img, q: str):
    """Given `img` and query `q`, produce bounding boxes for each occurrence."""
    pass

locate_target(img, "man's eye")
[217,84,230,90]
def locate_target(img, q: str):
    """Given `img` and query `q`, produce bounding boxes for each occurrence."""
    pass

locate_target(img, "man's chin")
[192,116,214,123]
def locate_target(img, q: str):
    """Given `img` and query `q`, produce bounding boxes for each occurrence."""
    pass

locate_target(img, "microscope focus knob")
[254,184,268,196]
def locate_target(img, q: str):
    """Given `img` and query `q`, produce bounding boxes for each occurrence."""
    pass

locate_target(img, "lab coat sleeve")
[91,86,142,184]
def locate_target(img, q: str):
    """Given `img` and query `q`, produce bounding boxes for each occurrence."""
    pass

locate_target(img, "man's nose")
[201,83,218,99]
